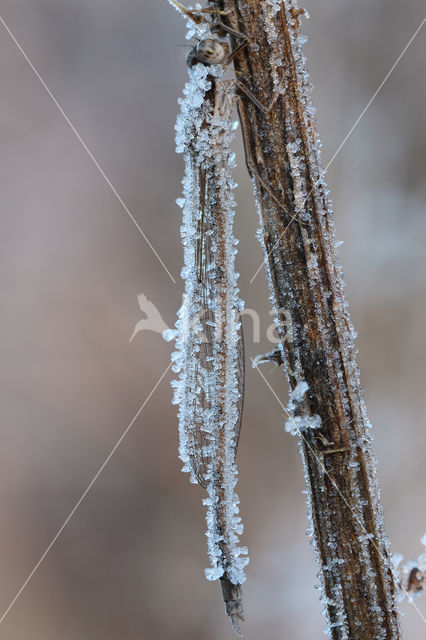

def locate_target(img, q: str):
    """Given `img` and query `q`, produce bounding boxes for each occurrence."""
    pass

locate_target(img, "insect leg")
[213,14,248,40]
[224,40,248,65]
[168,0,227,24]
[237,98,301,221]
[322,447,350,456]
[236,67,289,114]
[236,80,268,113]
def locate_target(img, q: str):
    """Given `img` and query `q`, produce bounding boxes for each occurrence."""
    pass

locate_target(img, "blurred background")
[0,0,425,638]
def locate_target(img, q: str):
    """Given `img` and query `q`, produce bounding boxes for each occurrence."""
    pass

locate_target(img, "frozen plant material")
[220,0,401,637]
[392,534,426,602]
[167,4,247,633]
[252,347,284,368]
[284,380,322,435]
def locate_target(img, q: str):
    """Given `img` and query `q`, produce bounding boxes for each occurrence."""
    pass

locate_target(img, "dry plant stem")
[217,0,401,638]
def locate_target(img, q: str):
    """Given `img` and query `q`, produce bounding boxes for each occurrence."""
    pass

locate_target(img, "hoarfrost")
[393,535,426,602]
[285,414,322,436]
[291,380,309,402]
[254,1,399,637]
[284,380,322,435]
[358,533,375,543]
[169,45,247,588]
[162,328,177,342]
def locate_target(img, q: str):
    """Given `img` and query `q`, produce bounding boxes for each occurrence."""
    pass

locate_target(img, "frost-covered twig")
[218,0,401,637]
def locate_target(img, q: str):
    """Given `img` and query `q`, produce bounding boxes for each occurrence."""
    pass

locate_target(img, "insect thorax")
[187,37,229,67]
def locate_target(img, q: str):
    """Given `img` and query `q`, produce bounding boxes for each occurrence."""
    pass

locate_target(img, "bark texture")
[216,0,401,637]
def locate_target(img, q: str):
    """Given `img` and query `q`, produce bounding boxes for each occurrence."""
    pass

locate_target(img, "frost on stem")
[166,12,248,609]
[221,0,401,637]
[284,380,322,435]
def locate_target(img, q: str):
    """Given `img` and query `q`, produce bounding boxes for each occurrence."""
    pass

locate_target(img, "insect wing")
[187,165,245,489]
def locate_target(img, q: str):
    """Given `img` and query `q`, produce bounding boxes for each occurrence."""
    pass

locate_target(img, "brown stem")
[216,0,401,637]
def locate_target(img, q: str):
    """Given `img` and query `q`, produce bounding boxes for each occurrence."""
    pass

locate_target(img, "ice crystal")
[168,50,247,587]
[253,1,400,637]
[162,328,177,342]
[392,534,426,602]
[284,380,322,435]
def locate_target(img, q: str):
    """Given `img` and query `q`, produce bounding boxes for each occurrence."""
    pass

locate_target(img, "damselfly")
[165,0,249,633]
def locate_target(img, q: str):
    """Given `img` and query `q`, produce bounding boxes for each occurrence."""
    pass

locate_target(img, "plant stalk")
[217,0,401,637]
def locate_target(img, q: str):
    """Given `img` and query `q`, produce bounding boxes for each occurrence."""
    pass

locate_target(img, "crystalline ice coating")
[251,2,401,637]
[169,35,248,588]
[358,533,375,543]
[418,553,426,572]
[205,566,224,581]
[162,329,177,343]
[392,537,426,602]
[284,380,322,435]
[292,380,309,402]
[285,414,322,436]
